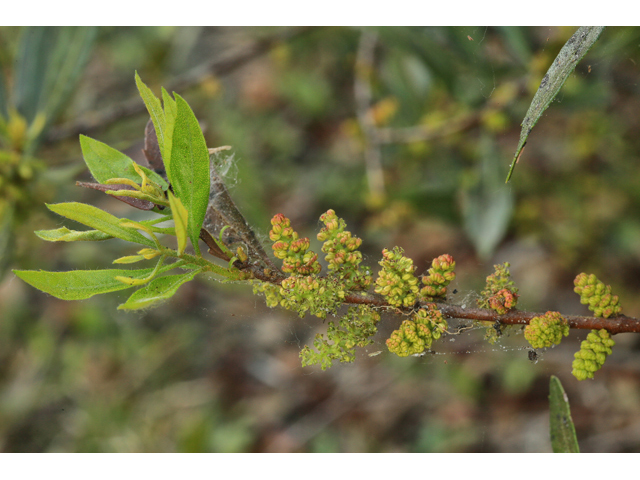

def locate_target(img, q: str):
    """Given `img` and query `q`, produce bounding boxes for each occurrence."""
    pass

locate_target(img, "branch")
[45,27,317,143]
[338,291,640,334]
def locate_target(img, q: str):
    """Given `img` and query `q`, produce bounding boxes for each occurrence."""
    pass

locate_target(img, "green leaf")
[162,87,177,169]
[117,269,202,310]
[79,135,168,190]
[169,94,211,255]
[35,227,112,242]
[14,266,159,300]
[168,191,189,255]
[135,73,170,173]
[549,375,580,453]
[507,26,605,182]
[46,202,155,247]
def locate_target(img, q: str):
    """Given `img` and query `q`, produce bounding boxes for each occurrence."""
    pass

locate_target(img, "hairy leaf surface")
[117,269,201,310]
[35,227,112,242]
[168,191,189,255]
[15,267,156,300]
[79,135,168,190]
[169,94,210,254]
[46,202,155,247]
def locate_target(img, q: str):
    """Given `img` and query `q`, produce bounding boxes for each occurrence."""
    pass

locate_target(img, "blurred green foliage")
[2,26,640,452]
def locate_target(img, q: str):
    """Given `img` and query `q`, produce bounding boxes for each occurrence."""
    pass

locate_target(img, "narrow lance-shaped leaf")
[135,72,170,174]
[76,182,156,211]
[12,262,186,301]
[46,202,155,247]
[79,135,168,190]
[117,269,202,310]
[161,87,177,170]
[169,94,210,255]
[35,227,112,242]
[549,375,580,453]
[168,191,189,255]
[506,26,605,183]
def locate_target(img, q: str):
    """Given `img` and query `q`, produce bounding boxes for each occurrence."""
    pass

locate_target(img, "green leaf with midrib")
[46,202,155,247]
[169,94,210,255]
[506,27,605,182]
[549,375,580,453]
[117,269,202,310]
[13,263,184,300]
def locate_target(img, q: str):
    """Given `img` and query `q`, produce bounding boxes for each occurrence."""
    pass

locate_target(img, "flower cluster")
[374,247,420,308]
[252,281,284,308]
[524,311,570,349]
[487,288,518,315]
[478,262,519,313]
[269,213,321,275]
[317,209,372,290]
[572,329,615,381]
[300,305,381,370]
[420,254,456,300]
[386,304,448,357]
[278,274,346,318]
[573,273,622,318]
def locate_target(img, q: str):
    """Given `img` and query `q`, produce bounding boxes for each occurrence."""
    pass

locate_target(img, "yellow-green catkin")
[386,304,447,357]
[524,311,570,349]
[300,305,381,370]
[420,254,456,300]
[317,209,371,290]
[573,273,622,318]
[478,262,519,314]
[572,329,615,380]
[269,213,321,275]
[374,247,420,308]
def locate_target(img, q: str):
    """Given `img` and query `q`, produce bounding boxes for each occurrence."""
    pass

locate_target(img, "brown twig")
[45,27,317,143]
[433,304,640,335]
[338,291,640,334]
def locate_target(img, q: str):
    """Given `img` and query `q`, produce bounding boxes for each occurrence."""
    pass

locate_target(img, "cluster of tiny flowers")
[300,305,381,370]
[572,329,615,381]
[573,273,622,318]
[487,288,518,315]
[478,262,519,313]
[279,275,345,318]
[386,304,448,357]
[524,311,570,349]
[252,281,284,308]
[374,247,420,308]
[317,209,372,290]
[269,213,321,275]
[420,254,456,300]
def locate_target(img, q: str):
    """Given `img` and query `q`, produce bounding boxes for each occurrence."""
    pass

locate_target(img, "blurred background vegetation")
[1,26,640,452]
